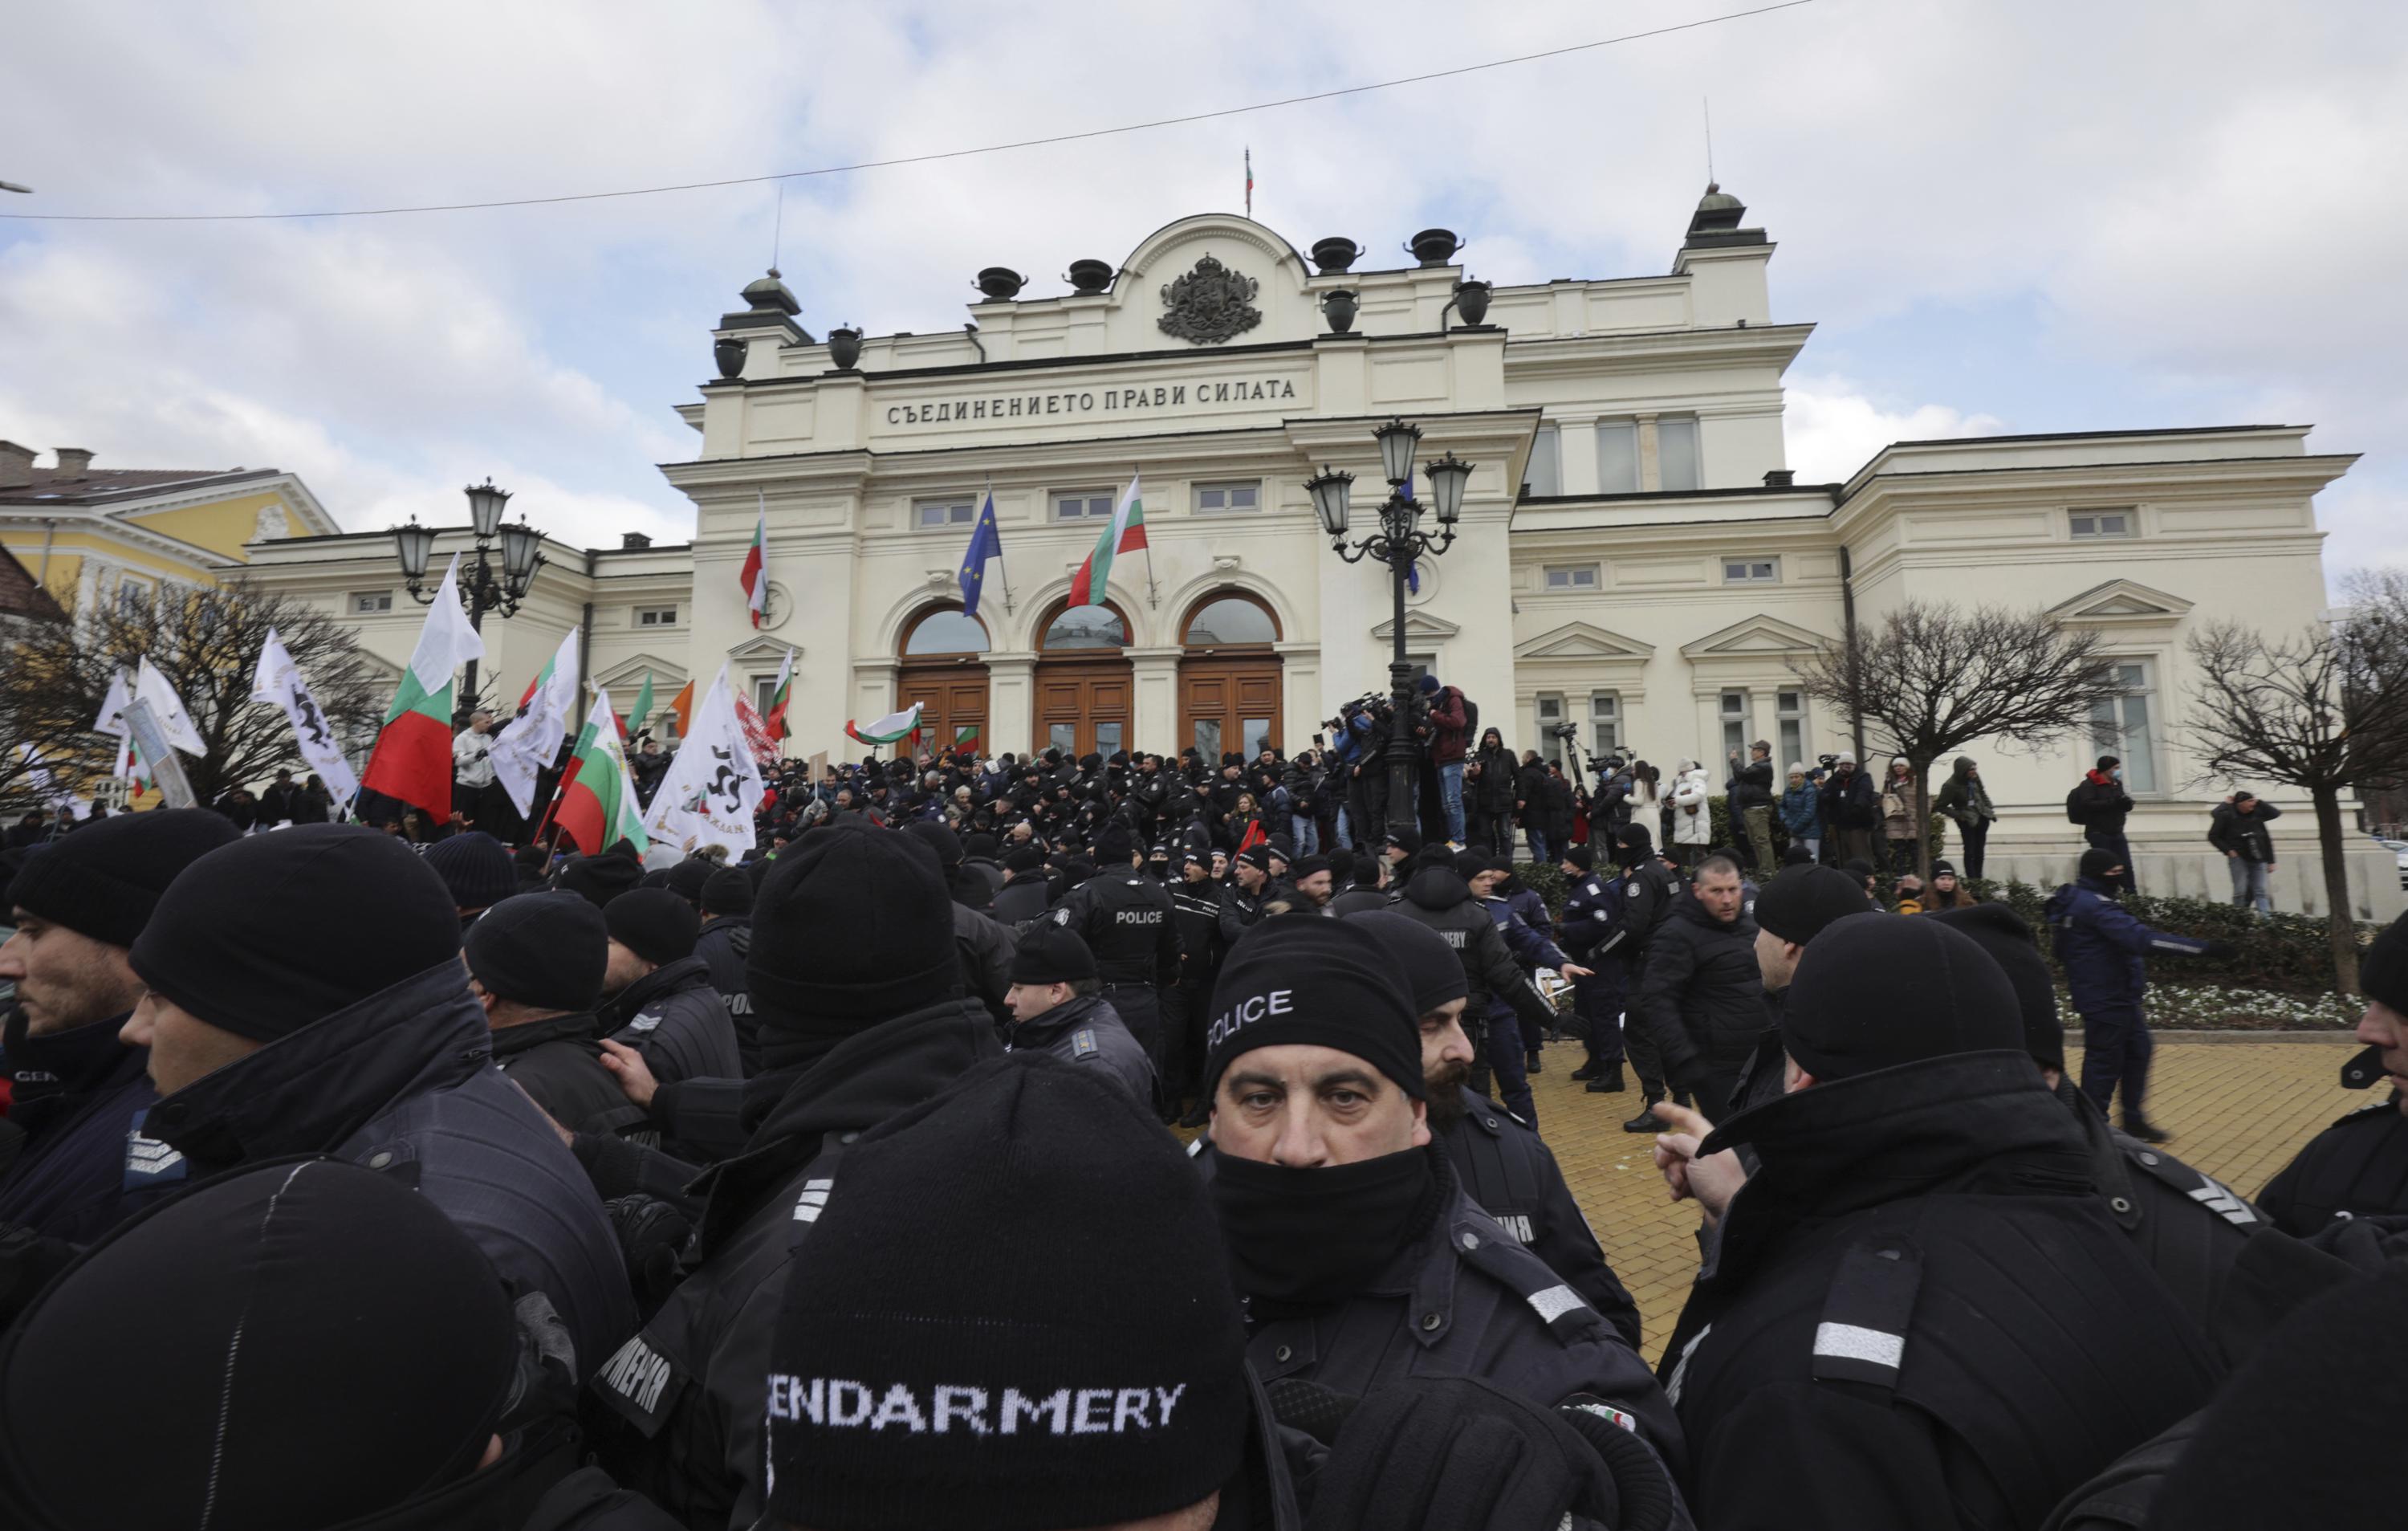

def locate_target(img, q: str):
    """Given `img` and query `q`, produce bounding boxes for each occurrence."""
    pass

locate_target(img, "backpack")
[2065,784,2089,825]
[1458,690,1479,743]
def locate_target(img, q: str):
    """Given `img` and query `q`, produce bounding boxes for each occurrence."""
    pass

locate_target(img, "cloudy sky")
[2,1,2402,581]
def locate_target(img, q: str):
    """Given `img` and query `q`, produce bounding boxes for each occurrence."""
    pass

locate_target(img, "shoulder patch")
[1664,1324,1712,1409]
[1561,1394,1639,1433]
[588,1331,689,1438]
[1812,1240,1922,1391]
[1072,1028,1099,1059]
[123,1109,186,1190]
[628,1013,661,1034]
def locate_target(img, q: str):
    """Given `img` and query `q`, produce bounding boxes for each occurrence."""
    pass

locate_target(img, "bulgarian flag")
[954,723,979,749]
[555,686,649,855]
[617,670,655,740]
[361,556,484,817]
[763,648,795,744]
[739,493,769,629]
[845,701,924,748]
[1067,473,1145,607]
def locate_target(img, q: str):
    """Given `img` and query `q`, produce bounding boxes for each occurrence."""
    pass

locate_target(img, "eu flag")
[958,492,1003,617]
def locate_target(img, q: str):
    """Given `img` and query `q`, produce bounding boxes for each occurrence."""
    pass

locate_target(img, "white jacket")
[1671,767,1713,845]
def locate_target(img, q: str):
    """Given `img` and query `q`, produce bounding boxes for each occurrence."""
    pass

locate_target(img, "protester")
[1879,755,1918,875]
[1777,761,1821,863]
[2068,754,2138,894]
[2207,790,2281,915]
[1668,759,1711,868]
[1629,852,1759,1122]
[1934,755,1995,879]
[1727,739,1776,877]
[1817,751,1879,865]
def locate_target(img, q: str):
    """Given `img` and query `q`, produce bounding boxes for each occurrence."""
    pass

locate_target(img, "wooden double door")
[1179,657,1281,762]
[898,662,989,755]
[1033,658,1132,759]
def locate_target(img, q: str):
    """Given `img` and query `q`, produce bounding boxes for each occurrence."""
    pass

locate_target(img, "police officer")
[2045,846,2231,1142]
[1557,845,1628,1093]
[1592,824,1681,1131]
[595,887,743,1088]
[1198,918,1685,1472]
[1002,926,1156,1105]
[1165,849,1224,1122]
[2256,910,2408,1236]
[1657,914,2217,1531]
[903,822,1018,1033]
[693,868,758,1073]
[1462,853,1590,1127]
[1047,820,1179,1066]
[466,893,637,1138]
[1351,910,1645,1350]
[1377,846,1558,1118]
[1218,842,1272,948]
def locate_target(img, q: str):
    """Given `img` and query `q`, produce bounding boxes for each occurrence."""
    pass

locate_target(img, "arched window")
[901,606,990,656]
[1042,603,1128,651]
[1183,593,1279,647]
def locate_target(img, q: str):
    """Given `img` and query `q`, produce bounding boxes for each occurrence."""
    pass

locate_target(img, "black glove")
[604,1195,694,1321]
[2202,939,2240,961]
[1299,1374,1621,1531]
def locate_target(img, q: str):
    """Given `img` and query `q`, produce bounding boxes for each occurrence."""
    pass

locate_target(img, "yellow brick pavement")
[1529,1033,2365,1365]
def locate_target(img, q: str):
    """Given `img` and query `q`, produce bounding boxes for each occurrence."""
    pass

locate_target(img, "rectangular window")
[1051,491,1114,521]
[636,606,678,627]
[1526,425,1561,497]
[2089,660,2159,794]
[1658,417,1702,493]
[116,576,151,617]
[1536,694,1566,765]
[1723,557,1780,584]
[1096,721,1126,757]
[1721,690,1752,761]
[350,590,394,614]
[1590,693,1621,756]
[1194,481,1260,514]
[1541,564,1600,592]
[1597,421,1640,494]
[914,499,975,531]
[1777,690,1806,768]
[753,678,779,716]
[2069,508,2136,540]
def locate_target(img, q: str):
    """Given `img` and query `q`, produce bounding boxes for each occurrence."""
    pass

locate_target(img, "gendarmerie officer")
[1045,820,1180,1065]
[2257,911,2408,1237]
[1002,926,1156,1106]
[1377,846,1556,1110]
[1197,918,1686,1477]
[1658,914,2216,1531]
[1932,901,2271,1350]
[596,889,742,1088]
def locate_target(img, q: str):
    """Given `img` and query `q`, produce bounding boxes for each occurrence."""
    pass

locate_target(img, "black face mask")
[1210,1144,1437,1307]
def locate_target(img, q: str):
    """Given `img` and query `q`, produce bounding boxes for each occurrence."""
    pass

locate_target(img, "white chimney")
[52,447,93,481]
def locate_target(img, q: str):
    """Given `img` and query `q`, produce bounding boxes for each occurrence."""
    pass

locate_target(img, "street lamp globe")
[1305,466,1355,540]
[463,478,513,540]
[1373,417,1422,487]
[498,518,544,597]
[1425,451,1473,526]
[391,516,436,583]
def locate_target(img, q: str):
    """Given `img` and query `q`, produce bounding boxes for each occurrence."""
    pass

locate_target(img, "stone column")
[982,651,1037,757]
[1128,646,1182,754]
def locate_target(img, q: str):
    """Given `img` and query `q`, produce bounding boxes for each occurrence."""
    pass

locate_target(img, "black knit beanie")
[2079,846,2125,882]
[0,1158,516,1531]
[750,820,958,1044]
[701,866,755,917]
[1755,865,1873,947]
[1452,849,1490,882]
[765,1055,1249,1531]
[466,892,608,1013]
[2357,912,2408,1016]
[421,830,516,911]
[1094,819,1135,865]
[4,808,238,950]
[903,820,965,867]
[131,825,462,1044]
[1929,902,2062,1070]
[664,857,715,910]
[1345,910,1469,1013]
[557,850,644,910]
[1560,844,1594,871]
[1005,845,1047,874]
[605,886,701,967]
[1010,926,1097,987]
[1204,918,1423,1101]
[1781,913,2023,1081]
[964,833,999,861]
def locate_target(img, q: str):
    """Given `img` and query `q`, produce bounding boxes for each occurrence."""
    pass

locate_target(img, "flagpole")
[1138,464,1161,609]
[988,475,1015,614]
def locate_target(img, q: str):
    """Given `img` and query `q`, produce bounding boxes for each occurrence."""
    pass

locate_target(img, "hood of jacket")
[486,1008,602,1061]
[1952,756,1977,780]
[144,961,492,1174]
[1698,1049,2093,1283]
[596,954,714,1031]
[1669,889,1745,938]
[1401,865,1474,912]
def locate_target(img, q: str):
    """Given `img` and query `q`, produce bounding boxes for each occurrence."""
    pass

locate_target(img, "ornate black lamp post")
[1305,420,1474,841]
[391,478,545,719]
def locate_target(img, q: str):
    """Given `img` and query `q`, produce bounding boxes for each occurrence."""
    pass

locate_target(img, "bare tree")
[1793,601,2126,885]
[2184,575,2408,995]
[0,579,384,812]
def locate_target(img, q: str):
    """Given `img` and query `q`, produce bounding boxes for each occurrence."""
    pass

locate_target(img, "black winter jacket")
[1816,768,1881,830]
[2206,800,2281,862]
[582,997,1000,1529]
[1380,868,1554,1033]
[1728,756,1774,810]
[143,961,638,1381]
[492,1012,642,1138]
[1629,894,1765,1094]
[0,1008,175,1244]
[600,957,743,1089]
[1662,1052,2219,1531]
[691,917,755,1075]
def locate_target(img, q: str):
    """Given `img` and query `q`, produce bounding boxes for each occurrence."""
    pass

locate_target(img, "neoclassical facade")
[247,191,2396,916]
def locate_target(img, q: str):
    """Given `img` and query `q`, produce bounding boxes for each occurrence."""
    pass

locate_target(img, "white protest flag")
[488,629,580,817]
[17,744,75,810]
[250,627,360,810]
[642,665,763,859]
[92,672,146,787]
[133,656,208,756]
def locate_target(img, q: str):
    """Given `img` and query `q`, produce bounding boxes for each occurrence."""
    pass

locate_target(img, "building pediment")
[593,652,690,691]
[1681,613,1833,659]
[726,635,801,665]
[1371,610,1462,644]
[1514,621,1656,662]
[2050,578,2193,624]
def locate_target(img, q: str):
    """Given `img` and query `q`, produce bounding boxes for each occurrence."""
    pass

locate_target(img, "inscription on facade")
[885,377,1298,427]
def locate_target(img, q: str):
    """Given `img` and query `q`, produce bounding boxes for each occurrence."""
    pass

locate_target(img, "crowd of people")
[0,674,2400,1529]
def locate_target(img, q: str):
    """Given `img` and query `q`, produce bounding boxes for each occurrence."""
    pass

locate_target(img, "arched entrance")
[1032,599,1133,758]
[1178,592,1282,761]
[897,605,990,755]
